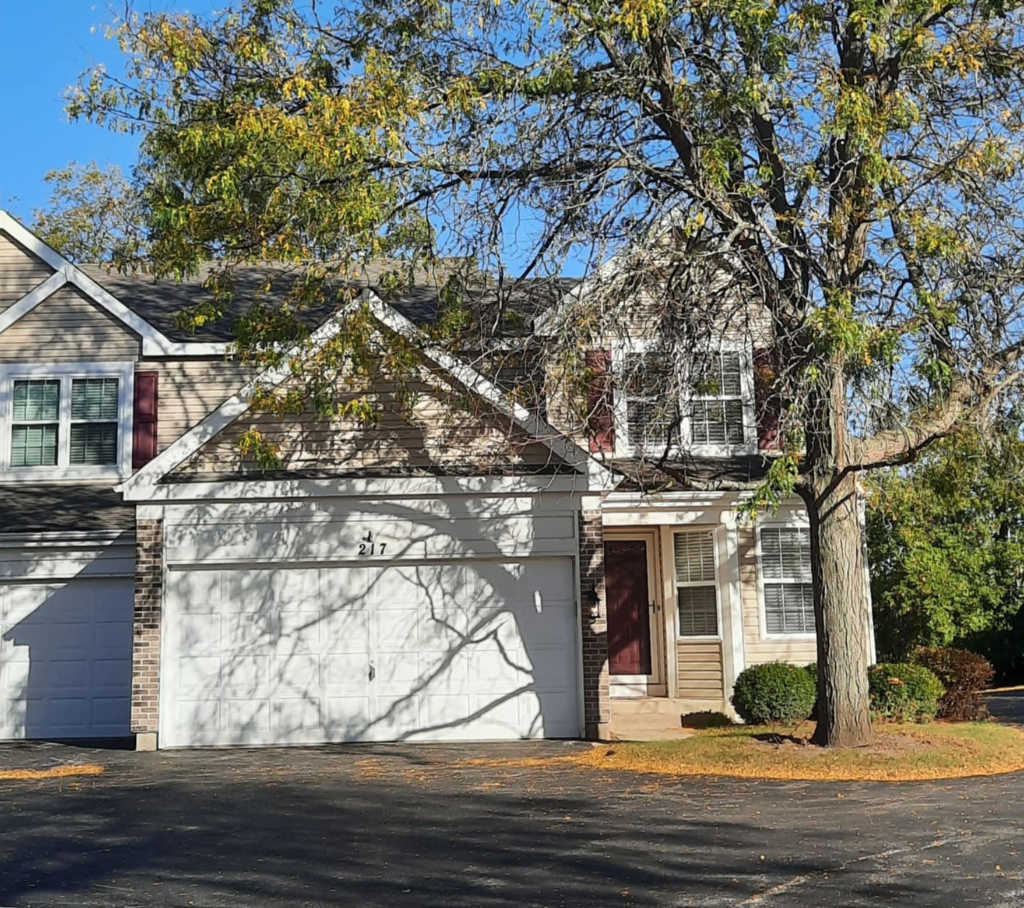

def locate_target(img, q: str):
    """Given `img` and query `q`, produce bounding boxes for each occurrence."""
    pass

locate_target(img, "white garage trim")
[126,473,590,503]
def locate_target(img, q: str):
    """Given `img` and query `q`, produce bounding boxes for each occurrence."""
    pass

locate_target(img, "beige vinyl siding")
[739,524,817,666]
[176,367,562,476]
[0,231,54,312]
[144,358,254,453]
[0,285,141,363]
[676,639,726,700]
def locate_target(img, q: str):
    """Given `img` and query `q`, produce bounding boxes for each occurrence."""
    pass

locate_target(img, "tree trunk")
[802,470,874,747]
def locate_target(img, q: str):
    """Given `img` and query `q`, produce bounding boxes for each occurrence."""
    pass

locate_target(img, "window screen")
[10,380,59,467]
[760,526,815,634]
[624,351,678,448]
[691,352,745,445]
[674,530,719,636]
[70,378,118,465]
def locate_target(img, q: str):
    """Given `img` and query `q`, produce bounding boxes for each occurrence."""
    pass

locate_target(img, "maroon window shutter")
[585,349,615,453]
[753,347,781,451]
[133,371,159,469]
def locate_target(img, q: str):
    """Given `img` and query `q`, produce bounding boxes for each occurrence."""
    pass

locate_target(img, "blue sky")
[0,1,218,222]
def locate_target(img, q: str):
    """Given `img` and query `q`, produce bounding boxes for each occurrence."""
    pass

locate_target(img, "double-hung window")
[616,344,753,454]
[689,351,745,446]
[10,380,60,467]
[1,364,132,479]
[760,526,815,635]
[623,351,678,449]
[674,530,719,637]
[69,378,120,465]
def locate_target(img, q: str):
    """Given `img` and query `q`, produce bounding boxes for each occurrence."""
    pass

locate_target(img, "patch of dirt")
[749,731,944,759]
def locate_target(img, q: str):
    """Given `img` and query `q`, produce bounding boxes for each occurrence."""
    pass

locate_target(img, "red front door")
[604,539,652,676]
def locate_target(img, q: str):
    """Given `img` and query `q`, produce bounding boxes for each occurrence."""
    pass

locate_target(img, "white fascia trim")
[141,339,232,357]
[0,269,70,334]
[363,291,615,491]
[0,210,228,357]
[118,296,362,498]
[126,474,588,502]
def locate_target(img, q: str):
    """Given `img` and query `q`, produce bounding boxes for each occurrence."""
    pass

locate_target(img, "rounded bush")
[868,663,945,723]
[731,662,818,725]
[914,647,994,721]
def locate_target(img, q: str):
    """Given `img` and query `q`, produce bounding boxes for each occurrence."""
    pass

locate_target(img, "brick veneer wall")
[578,508,610,737]
[132,518,163,736]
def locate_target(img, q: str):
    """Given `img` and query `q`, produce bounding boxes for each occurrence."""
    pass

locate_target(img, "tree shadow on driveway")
[0,743,1022,907]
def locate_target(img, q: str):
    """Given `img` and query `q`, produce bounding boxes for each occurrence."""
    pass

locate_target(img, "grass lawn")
[573,722,1024,782]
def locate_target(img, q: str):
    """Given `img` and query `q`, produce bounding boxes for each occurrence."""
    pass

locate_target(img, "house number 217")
[358,531,386,556]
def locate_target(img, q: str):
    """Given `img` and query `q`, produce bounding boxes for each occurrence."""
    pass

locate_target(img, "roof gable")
[0,211,226,356]
[119,292,613,498]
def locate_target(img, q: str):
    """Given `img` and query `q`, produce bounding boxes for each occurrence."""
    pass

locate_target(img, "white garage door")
[0,577,133,739]
[161,558,580,747]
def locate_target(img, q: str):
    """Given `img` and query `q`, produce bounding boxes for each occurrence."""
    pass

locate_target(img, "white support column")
[721,511,746,701]
[659,525,680,699]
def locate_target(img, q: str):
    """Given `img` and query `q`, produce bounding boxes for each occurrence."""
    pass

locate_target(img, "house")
[0,210,875,749]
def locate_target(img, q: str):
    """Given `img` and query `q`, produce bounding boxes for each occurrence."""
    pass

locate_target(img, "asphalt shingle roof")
[0,484,135,535]
[78,262,575,343]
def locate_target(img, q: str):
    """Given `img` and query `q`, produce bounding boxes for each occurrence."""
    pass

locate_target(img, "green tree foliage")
[31,163,146,266]
[868,425,1024,682]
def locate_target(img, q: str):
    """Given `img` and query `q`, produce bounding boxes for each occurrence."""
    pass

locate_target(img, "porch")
[603,520,736,739]
[598,494,820,741]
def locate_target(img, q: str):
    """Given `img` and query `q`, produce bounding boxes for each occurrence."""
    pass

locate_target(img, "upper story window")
[0,363,133,481]
[623,351,677,448]
[691,351,745,446]
[614,342,755,455]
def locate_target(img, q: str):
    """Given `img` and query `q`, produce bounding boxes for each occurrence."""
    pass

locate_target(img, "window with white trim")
[760,526,815,635]
[691,351,745,445]
[616,344,753,454]
[69,378,119,465]
[11,380,60,467]
[674,530,719,637]
[623,351,678,448]
[1,364,132,479]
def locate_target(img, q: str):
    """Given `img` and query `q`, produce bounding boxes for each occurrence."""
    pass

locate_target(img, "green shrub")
[914,647,994,721]
[731,662,818,725]
[868,663,945,722]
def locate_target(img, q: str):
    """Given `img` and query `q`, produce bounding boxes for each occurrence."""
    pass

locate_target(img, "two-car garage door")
[161,544,581,747]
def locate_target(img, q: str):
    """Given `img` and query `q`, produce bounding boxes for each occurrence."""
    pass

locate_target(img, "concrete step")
[608,697,731,741]
[611,697,725,717]
[608,727,695,742]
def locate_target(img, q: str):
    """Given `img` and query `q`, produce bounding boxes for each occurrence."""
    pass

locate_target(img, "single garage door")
[0,577,133,739]
[161,557,580,747]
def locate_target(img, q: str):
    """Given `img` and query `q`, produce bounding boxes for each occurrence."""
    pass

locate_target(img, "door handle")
[368,662,376,682]
[649,601,659,612]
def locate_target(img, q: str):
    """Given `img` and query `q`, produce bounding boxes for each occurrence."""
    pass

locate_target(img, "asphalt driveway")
[1,734,1023,908]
